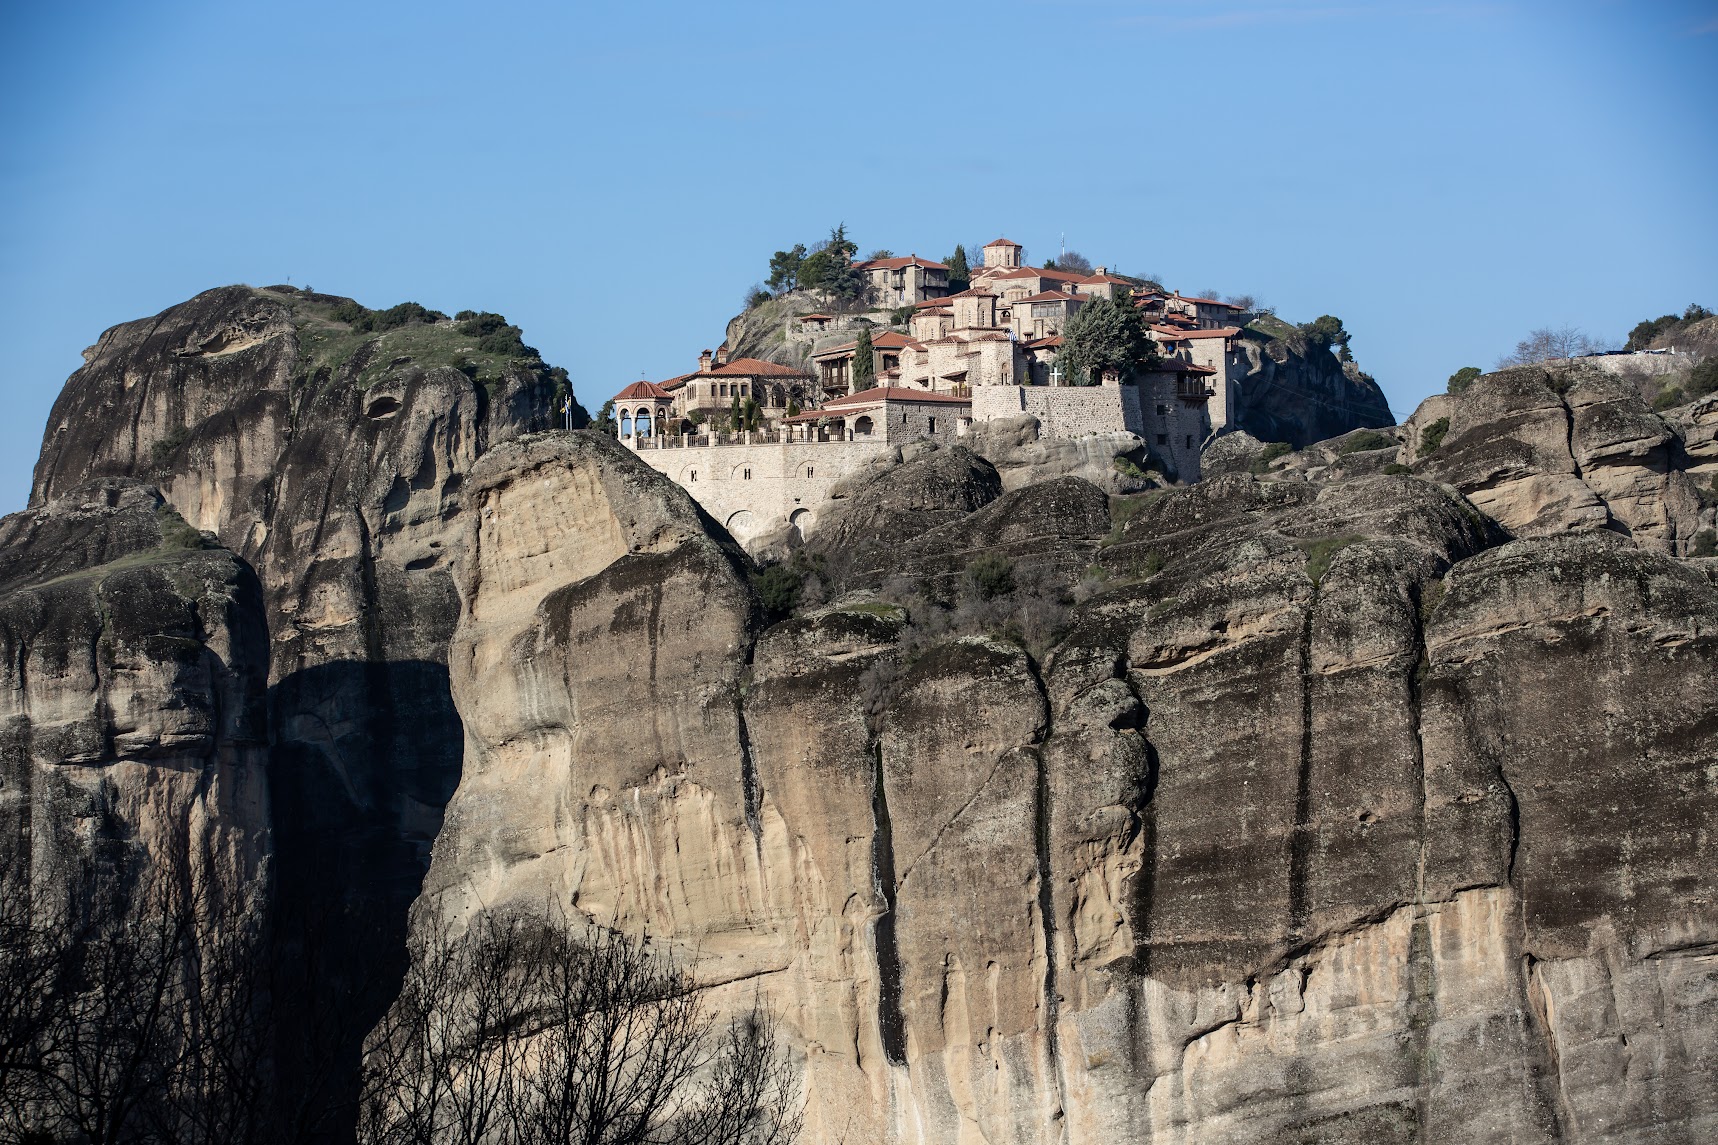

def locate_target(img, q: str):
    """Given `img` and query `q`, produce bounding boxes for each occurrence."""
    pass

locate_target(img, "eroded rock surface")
[423,439,1718,1143]
[1404,364,1708,553]
[0,479,269,898]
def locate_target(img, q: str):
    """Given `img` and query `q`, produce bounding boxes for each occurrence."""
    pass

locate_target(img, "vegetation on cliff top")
[266,288,580,418]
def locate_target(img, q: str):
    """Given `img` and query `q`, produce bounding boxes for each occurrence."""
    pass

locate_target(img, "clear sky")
[2,0,1714,514]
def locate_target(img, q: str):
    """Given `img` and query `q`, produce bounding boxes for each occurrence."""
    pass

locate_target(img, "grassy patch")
[1299,535,1362,585]
[155,504,209,550]
[1337,429,1396,456]
[1249,441,1293,475]
[1112,455,1148,480]
[1383,462,1412,475]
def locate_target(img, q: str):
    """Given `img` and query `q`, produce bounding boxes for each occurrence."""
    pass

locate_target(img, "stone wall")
[628,436,889,545]
[972,383,1146,439]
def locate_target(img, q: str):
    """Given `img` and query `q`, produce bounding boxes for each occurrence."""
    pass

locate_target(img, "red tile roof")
[984,237,1022,248]
[825,385,972,408]
[942,286,999,299]
[710,356,812,377]
[800,312,833,321]
[856,256,949,271]
[614,379,674,401]
[1175,295,1243,308]
[656,373,694,391]
[1025,335,1064,349]
[810,331,914,359]
[1151,325,1242,341]
[1014,290,1081,304]
[1079,272,1133,285]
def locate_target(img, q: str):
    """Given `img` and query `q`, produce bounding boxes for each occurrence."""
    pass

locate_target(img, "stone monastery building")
[610,236,1252,546]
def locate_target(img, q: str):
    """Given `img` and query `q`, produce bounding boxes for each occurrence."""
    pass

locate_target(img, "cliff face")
[0,479,270,901]
[12,292,1718,1143]
[422,424,1717,1143]
[20,286,572,1118]
[1231,329,1395,448]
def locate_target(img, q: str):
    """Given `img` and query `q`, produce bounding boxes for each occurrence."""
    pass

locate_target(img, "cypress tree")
[852,328,875,393]
[946,245,970,292]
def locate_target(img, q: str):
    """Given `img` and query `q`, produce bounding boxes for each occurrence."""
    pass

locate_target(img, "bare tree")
[1497,325,1612,367]
[359,906,802,1145]
[1050,250,1093,275]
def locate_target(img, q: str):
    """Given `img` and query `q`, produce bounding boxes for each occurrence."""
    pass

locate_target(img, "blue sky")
[2,0,1714,514]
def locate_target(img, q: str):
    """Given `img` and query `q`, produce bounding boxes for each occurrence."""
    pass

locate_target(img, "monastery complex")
[610,237,1253,545]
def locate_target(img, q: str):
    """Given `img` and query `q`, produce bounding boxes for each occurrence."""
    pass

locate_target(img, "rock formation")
[8,292,1717,1143]
[0,479,269,899]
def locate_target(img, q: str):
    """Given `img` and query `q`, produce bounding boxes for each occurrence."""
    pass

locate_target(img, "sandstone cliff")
[10,291,1718,1144]
[0,479,269,901]
[417,425,1717,1143]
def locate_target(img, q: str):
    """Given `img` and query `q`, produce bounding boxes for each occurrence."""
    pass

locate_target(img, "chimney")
[1095,266,1107,276]
[699,349,713,373]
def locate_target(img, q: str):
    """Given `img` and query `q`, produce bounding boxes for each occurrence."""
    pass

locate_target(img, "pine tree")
[852,328,874,393]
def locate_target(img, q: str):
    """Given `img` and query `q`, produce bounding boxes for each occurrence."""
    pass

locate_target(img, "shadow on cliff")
[265,657,464,1141]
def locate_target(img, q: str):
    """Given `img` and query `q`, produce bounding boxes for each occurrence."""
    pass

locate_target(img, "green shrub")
[891,306,914,326]
[1447,366,1482,395]
[150,426,191,466]
[752,564,804,614]
[1692,529,1718,558]
[1300,535,1361,585]
[1383,462,1412,475]
[1248,441,1293,475]
[155,505,207,550]
[1113,455,1148,479]
[966,553,1016,600]
[1337,429,1396,456]
[1653,386,1686,411]
[1419,417,1451,455]
[1688,358,1718,401]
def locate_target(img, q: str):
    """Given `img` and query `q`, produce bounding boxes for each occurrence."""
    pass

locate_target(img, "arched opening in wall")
[635,409,653,437]
[853,415,874,438]
[725,509,755,540]
[620,412,633,436]
[789,507,813,540]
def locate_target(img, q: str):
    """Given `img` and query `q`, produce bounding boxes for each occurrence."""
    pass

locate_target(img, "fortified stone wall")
[972,383,1147,439]
[628,437,888,545]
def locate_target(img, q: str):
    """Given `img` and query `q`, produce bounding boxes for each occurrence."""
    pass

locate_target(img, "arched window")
[854,415,874,437]
[635,409,652,437]
[620,412,633,436]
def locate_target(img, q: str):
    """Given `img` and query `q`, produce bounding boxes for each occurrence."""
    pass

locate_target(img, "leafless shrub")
[1496,326,1613,367]
[358,905,802,1145]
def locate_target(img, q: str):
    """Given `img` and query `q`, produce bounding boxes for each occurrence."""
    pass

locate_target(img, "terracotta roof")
[914,306,953,317]
[1079,272,1133,285]
[800,313,833,321]
[656,373,694,391]
[1026,335,1064,349]
[1014,290,1081,304]
[984,237,1022,248]
[614,379,674,401]
[942,287,998,299]
[1145,360,1217,375]
[710,356,812,377]
[1176,295,1244,308]
[856,256,949,272]
[824,385,972,408]
[1151,325,1242,341]
[810,331,914,360]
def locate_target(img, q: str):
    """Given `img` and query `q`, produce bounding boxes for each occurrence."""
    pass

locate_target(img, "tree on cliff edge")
[944,245,970,292]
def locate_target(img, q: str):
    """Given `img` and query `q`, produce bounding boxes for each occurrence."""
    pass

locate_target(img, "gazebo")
[612,379,675,438]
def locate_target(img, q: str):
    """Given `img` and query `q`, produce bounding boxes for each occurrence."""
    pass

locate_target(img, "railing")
[622,425,854,450]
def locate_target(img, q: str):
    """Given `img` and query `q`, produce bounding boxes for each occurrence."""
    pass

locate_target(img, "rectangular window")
[1156,433,1168,446]
[1186,434,1193,448]
[806,466,814,479]
[743,468,752,480]
[1156,404,1169,416]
